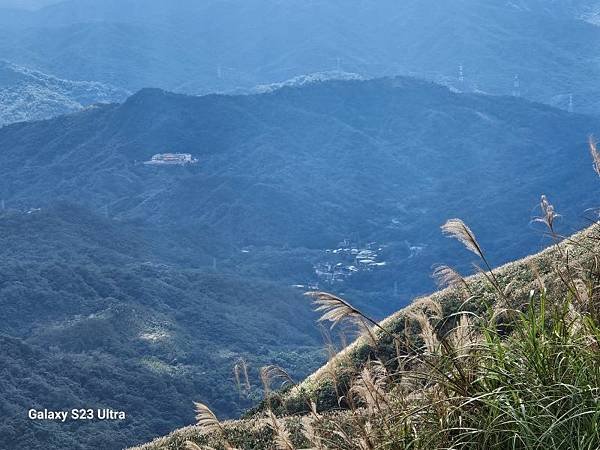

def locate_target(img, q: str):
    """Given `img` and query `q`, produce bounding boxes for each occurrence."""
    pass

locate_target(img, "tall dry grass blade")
[589,135,600,177]
[184,441,205,450]
[450,314,477,357]
[573,278,590,306]
[350,362,389,414]
[266,410,295,450]
[357,319,378,348]
[233,359,251,394]
[535,194,561,231]
[260,365,295,403]
[528,260,546,294]
[301,418,324,450]
[307,291,364,329]
[408,311,440,354]
[261,365,294,389]
[441,218,484,259]
[194,402,223,435]
[432,264,467,290]
[472,262,509,305]
[418,297,444,320]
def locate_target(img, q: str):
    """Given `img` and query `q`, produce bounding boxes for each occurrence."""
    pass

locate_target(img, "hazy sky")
[0,0,63,10]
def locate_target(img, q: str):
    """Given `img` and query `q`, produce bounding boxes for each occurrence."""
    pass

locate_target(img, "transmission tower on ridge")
[568,94,574,113]
[512,75,521,97]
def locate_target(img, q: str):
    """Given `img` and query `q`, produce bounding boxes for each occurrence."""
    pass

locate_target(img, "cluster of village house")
[312,239,387,284]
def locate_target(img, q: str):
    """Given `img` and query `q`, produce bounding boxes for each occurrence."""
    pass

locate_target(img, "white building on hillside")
[144,153,198,165]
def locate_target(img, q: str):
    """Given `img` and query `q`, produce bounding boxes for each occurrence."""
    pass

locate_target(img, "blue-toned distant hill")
[0,0,598,113]
[0,60,129,127]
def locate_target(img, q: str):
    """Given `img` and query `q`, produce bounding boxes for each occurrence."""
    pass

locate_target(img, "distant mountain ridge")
[0,60,129,127]
[250,71,364,94]
[0,0,599,112]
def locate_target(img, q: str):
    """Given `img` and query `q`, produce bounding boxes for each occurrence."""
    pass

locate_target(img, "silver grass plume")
[308,400,320,420]
[566,302,584,337]
[350,362,389,414]
[308,291,401,348]
[260,365,294,398]
[184,442,205,450]
[192,404,238,450]
[418,297,444,320]
[450,314,475,357]
[357,319,378,348]
[534,195,561,235]
[589,135,600,177]
[307,291,365,329]
[266,410,295,450]
[442,218,506,301]
[573,278,590,306]
[503,280,517,297]
[432,265,467,290]
[194,402,223,435]
[408,311,440,354]
[301,417,325,450]
[233,359,251,394]
[441,218,484,259]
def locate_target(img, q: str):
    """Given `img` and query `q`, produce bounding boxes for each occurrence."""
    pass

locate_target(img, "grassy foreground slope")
[132,210,600,449]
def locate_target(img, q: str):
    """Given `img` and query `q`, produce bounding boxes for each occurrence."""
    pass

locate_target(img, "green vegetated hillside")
[0,76,597,317]
[132,219,600,450]
[0,204,324,450]
[0,60,130,127]
[0,0,598,112]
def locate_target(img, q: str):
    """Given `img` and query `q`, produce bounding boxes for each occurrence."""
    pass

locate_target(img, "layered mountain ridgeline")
[0,0,599,112]
[0,204,324,450]
[132,221,600,450]
[0,77,597,317]
[0,60,129,127]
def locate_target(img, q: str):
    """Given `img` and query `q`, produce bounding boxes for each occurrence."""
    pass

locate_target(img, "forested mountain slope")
[0,77,597,316]
[0,205,323,450]
[0,60,129,127]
